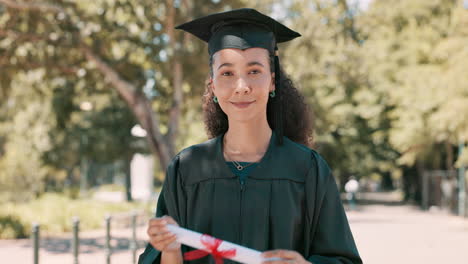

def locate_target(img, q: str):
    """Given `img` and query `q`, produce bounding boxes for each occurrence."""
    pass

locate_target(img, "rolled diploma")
[167,224,280,264]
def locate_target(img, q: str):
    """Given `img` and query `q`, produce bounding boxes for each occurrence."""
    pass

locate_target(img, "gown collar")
[181,131,308,186]
[215,131,277,179]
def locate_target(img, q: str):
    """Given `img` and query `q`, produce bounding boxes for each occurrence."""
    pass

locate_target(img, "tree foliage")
[0,0,244,200]
[0,0,467,202]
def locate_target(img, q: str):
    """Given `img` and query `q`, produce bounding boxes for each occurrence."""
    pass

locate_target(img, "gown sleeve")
[306,153,362,264]
[138,155,186,264]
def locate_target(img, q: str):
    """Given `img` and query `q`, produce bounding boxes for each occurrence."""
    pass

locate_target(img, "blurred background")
[0,0,467,263]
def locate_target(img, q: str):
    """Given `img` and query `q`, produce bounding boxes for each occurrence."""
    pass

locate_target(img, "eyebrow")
[217,62,233,70]
[217,61,265,70]
[247,61,265,67]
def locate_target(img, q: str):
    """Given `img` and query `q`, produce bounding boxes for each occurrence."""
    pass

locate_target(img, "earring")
[269,90,276,98]
[213,96,218,103]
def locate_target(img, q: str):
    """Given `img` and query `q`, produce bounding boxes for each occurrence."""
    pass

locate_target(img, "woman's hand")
[147,215,181,252]
[261,249,311,264]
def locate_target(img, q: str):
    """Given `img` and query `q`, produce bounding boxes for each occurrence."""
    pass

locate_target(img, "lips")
[230,101,254,109]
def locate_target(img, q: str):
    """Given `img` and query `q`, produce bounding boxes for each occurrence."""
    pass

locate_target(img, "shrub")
[0,215,29,239]
[0,193,153,238]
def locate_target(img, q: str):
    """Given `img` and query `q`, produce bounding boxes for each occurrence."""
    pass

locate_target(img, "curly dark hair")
[202,54,314,147]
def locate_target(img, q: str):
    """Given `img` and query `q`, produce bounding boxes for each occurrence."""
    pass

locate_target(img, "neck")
[223,117,272,162]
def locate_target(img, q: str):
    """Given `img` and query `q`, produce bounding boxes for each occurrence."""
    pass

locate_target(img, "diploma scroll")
[167,224,280,264]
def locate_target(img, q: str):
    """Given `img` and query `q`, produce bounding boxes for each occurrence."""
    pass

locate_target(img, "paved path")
[346,192,468,264]
[2,192,468,264]
[0,226,148,264]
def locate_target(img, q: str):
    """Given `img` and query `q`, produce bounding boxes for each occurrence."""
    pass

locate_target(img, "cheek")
[252,75,273,93]
[213,78,232,88]
[212,80,232,98]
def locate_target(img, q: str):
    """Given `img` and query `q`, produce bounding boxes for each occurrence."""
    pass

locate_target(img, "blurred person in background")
[139,8,361,264]
[345,176,360,211]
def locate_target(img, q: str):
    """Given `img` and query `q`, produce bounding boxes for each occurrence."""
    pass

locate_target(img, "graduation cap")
[176,8,301,145]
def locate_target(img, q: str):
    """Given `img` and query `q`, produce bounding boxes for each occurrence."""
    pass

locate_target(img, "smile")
[230,101,255,109]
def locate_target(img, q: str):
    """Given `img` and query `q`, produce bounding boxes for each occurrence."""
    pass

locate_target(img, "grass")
[0,192,154,239]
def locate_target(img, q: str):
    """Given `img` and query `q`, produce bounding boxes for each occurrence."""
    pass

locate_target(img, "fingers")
[148,216,166,227]
[151,235,178,251]
[262,250,304,264]
[146,215,181,252]
[148,215,178,227]
[151,231,176,245]
[148,215,178,226]
[147,227,173,242]
[263,249,300,259]
[261,260,296,264]
[162,215,179,226]
[147,226,178,251]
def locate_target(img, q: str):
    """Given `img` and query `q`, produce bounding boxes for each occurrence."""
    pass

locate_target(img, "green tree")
[280,0,398,188]
[0,70,60,201]
[0,0,244,173]
[361,0,467,200]
[0,0,244,200]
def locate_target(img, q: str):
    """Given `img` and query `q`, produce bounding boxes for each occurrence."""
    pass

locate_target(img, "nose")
[235,76,251,94]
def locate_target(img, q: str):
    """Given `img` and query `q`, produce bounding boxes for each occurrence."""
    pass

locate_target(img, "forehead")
[212,48,270,64]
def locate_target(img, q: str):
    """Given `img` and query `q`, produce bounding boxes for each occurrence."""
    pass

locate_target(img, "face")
[210,48,275,123]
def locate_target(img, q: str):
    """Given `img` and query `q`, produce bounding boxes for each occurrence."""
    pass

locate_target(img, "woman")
[139,8,362,264]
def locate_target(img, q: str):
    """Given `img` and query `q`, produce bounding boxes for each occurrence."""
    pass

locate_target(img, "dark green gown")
[138,133,362,264]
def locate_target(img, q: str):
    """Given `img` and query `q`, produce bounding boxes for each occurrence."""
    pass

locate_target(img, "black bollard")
[72,217,79,264]
[105,215,112,264]
[130,211,138,264]
[32,223,39,264]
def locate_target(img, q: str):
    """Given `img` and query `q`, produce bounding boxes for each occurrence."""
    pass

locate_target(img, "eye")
[249,69,261,74]
[221,71,233,76]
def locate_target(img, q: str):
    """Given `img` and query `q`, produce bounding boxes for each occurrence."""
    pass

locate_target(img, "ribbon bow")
[184,234,237,264]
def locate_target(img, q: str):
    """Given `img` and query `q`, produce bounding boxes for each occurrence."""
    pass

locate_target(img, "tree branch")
[0,29,49,42]
[80,44,136,105]
[0,61,79,74]
[0,0,65,13]
[337,0,361,44]
[164,0,182,151]
[0,1,175,168]
[81,44,173,167]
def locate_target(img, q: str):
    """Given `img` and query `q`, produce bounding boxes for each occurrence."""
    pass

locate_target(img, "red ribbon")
[184,234,237,264]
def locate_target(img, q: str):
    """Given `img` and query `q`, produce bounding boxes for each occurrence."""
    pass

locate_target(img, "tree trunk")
[82,46,174,170]
[166,0,183,152]
[415,160,425,204]
[402,165,418,202]
[339,172,348,192]
[380,172,394,191]
[124,155,132,202]
[445,141,454,170]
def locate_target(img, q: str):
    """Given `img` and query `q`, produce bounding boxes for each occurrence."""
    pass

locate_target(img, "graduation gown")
[138,133,362,264]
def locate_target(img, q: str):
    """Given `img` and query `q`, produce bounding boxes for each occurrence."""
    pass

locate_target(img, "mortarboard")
[176,8,301,145]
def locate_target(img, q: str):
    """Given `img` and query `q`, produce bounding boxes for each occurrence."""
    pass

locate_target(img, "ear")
[209,78,215,92]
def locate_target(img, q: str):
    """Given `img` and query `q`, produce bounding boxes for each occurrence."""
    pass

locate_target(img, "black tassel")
[274,49,283,145]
